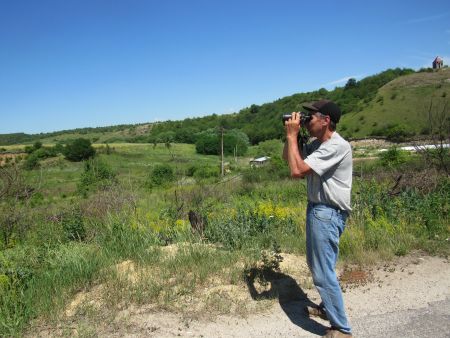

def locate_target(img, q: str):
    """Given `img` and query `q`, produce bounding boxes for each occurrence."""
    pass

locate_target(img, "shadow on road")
[245,267,328,336]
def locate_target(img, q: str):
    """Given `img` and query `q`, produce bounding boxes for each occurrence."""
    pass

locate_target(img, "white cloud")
[324,74,365,87]
[404,12,450,24]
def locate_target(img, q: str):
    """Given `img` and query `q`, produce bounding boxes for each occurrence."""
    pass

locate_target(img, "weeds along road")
[97,252,449,338]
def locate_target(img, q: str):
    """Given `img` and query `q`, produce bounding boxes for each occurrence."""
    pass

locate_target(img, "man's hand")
[285,112,301,139]
[284,112,312,178]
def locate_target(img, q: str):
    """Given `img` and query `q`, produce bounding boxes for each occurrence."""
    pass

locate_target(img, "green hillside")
[1,67,448,146]
[339,68,450,139]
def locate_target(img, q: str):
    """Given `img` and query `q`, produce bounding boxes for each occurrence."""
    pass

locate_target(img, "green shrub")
[256,139,283,157]
[147,164,175,188]
[64,138,96,162]
[205,203,298,250]
[33,141,42,150]
[379,147,409,168]
[385,124,413,142]
[78,158,117,196]
[193,165,219,180]
[23,153,40,170]
[61,208,86,241]
[186,164,198,177]
[243,156,289,183]
[370,123,414,142]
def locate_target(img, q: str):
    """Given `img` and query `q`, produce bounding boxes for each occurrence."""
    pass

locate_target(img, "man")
[283,99,353,338]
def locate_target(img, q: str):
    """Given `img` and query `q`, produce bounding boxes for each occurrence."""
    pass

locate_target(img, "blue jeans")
[306,202,351,334]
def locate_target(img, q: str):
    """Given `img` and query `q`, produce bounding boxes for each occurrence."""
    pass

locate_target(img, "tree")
[257,139,283,157]
[194,129,249,155]
[250,104,259,114]
[64,138,96,162]
[195,131,219,155]
[223,129,249,156]
[345,78,357,89]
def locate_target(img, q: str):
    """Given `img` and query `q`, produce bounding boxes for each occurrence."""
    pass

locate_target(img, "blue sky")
[1,0,449,134]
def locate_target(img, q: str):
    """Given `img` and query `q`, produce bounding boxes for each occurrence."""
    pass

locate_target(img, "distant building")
[249,156,270,167]
[432,56,443,69]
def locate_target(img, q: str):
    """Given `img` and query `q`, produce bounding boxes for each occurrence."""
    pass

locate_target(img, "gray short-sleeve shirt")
[303,132,352,212]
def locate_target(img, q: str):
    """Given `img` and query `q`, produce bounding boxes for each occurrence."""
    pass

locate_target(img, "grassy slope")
[36,124,153,144]
[339,68,450,138]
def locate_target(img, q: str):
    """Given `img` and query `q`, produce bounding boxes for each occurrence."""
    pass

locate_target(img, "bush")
[61,208,86,241]
[23,154,40,170]
[64,138,96,162]
[379,147,409,168]
[370,123,414,142]
[256,139,283,157]
[78,158,117,196]
[385,124,413,142]
[242,156,289,183]
[193,165,219,180]
[186,165,198,177]
[147,164,175,188]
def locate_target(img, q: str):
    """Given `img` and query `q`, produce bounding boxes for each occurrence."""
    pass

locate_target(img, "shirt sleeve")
[304,141,349,177]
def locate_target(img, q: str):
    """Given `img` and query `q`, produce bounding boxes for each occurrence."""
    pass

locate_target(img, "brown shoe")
[305,305,328,320]
[322,329,352,337]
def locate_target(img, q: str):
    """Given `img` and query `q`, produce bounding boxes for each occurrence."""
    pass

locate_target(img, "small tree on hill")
[64,138,96,162]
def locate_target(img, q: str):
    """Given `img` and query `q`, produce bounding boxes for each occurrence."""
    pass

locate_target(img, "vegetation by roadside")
[0,139,448,336]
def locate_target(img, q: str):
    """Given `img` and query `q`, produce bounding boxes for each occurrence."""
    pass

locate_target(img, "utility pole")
[221,127,224,176]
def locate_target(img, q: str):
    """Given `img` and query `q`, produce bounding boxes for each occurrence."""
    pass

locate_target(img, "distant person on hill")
[283,100,353,338]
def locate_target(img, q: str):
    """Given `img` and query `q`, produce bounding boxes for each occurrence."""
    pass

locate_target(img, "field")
[0,141,449,336]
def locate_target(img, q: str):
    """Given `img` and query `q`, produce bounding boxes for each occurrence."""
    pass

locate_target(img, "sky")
[1,0,449,134]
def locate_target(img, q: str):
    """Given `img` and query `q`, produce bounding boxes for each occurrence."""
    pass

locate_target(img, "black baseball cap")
[302,99,342,123]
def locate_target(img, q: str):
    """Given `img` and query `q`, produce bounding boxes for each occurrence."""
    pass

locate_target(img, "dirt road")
[97,253,449,338]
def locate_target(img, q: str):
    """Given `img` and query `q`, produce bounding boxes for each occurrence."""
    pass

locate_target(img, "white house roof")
[251,156,270,162]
